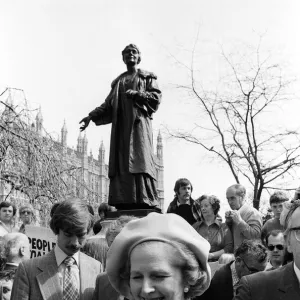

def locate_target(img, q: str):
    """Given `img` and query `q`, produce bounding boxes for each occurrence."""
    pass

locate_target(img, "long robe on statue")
[89,69,162,207]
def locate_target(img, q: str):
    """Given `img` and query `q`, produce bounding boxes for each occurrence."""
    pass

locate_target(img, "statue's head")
[122,44,141,65]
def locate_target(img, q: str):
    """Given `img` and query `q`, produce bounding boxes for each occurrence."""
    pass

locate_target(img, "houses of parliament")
[0,108,165,210]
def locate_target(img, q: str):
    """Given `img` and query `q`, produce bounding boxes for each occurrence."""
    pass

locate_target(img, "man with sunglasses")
[265,230,286,270]
[18,204,34,234]
[199,240,267,300]
[235,200,300,300]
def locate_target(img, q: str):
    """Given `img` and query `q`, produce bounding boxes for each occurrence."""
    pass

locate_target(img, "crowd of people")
[0,177,298,300]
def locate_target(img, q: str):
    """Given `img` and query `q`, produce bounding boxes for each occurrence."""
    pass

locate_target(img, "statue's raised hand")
[79,116,91,131]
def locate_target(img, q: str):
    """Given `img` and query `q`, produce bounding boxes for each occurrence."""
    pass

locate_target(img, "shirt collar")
[198,218,222,227]
[5,262,19,267]
[54,245,79,267]
[293,262,300,284]
[177,199,191,206]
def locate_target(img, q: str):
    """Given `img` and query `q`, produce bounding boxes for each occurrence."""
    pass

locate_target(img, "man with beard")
[167,178,201,225]
[11,198,102,300]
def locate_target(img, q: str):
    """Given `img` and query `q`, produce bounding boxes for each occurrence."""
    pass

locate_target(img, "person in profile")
[3,233,30,271]
[80,44,162,211]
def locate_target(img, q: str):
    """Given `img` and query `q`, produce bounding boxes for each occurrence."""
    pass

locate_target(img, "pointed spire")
[62,119,67,132]
[157,130,162,143]
[78,132,82,140]
[156,130,163,161]
[100,140,105,150]
[36,106,43,121]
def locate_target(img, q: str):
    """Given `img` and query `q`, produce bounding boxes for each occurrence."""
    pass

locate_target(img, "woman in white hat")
[106,213,211,300]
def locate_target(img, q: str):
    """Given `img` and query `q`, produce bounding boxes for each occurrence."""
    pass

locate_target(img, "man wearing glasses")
[235,200,300,300]
[18,204,34,234]
[199,240,267,300]
[265,230,287,270]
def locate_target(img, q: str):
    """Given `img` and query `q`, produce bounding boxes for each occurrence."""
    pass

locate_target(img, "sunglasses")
[238,257,260,274]
[267,244,284,251]
[20,211,32,215]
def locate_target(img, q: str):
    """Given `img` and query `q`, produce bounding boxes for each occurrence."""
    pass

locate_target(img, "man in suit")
[11,198,102,300]
[3,232,30,271]
[234,200,300,300]
[92,215,137,300]
[199,240,267,300]
[225,184,262,249]
[264,230,287,270]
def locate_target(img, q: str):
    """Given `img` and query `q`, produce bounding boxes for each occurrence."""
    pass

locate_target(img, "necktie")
[63,257,79,300]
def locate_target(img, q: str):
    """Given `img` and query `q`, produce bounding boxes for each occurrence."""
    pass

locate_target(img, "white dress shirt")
[54,246,80,292]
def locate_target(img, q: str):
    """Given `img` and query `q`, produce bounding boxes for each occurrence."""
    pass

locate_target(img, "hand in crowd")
[229,210,242,224]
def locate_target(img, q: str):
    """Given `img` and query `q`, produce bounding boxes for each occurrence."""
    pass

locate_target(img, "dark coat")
[234,262,300,300]
[166,197,199,225]
[198,262,233,300]
[92,272,119,300]
[89,69,161,179]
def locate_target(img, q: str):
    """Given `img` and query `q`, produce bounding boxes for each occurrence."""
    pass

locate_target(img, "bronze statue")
[80,44,162,210]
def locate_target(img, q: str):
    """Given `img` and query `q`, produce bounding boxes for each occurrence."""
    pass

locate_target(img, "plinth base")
[107,208,161,219]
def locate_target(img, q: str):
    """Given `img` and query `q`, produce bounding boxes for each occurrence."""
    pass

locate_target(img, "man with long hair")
[11,198,102,300]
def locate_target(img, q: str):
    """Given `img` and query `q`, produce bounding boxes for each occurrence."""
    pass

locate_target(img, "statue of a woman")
[80,44,161,210]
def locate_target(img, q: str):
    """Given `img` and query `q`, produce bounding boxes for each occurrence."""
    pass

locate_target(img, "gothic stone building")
[0,109,164,210]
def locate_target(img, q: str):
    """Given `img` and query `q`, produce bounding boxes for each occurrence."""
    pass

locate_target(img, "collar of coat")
[111,69,157,88]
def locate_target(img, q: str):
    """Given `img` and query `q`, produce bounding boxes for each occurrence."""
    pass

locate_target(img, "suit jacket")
[234,262,300,300]
[198,262,233,300]
[11,249,102,300]
[92,272,119,300]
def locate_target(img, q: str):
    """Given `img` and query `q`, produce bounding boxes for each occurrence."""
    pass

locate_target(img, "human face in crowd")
[267,233,285,267]
[177,184,192,204]
[57,228,88,256]
[0,279,13,300]
[235,255,267,279]
[20,209,33,225]
[123,46,140,66]
[200,199,215,219]
[226,188,244,210]
[0,206,14,223]
[270,202,284,219]
[287,206,300,269]
[130,242,185,300]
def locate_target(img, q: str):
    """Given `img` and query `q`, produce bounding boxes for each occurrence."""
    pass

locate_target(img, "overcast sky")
[1,0,300,213]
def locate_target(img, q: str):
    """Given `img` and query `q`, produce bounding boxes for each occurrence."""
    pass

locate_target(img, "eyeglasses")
[238,257,260,274]
[290,226,300,242]
[20,211,32,215]
[267,244,284,251]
